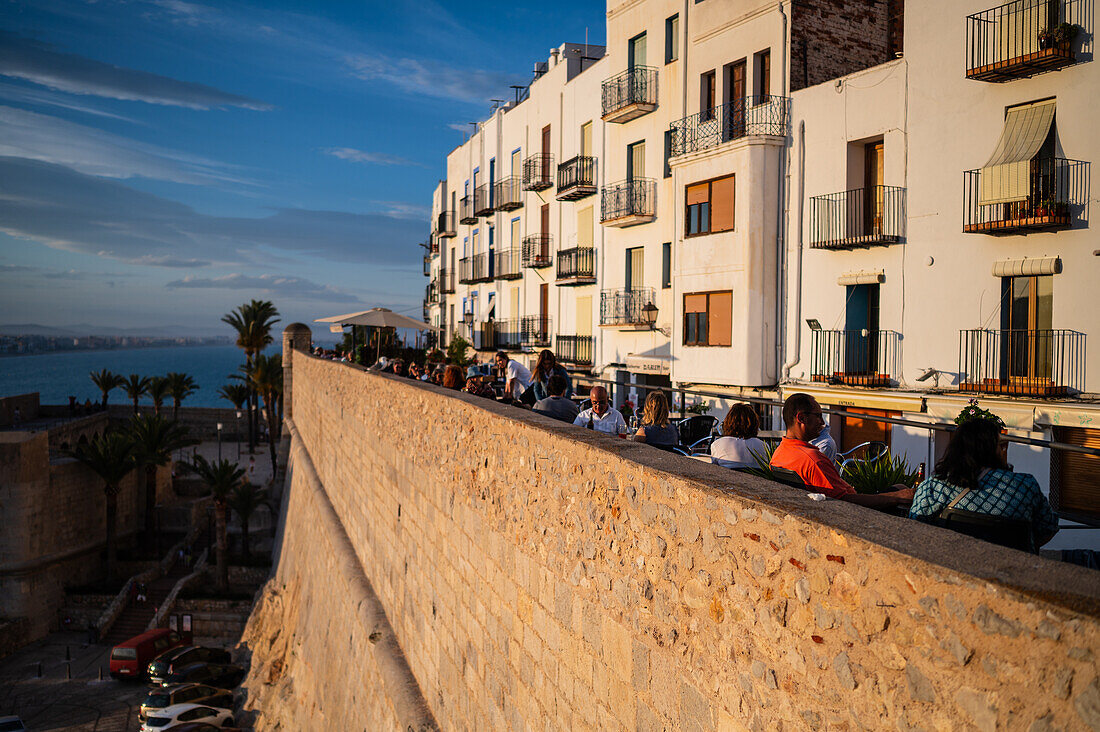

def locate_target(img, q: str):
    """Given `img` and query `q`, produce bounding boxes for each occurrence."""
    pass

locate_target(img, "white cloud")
[324,147,423,167]
[166,273,362,303]
[343,52,522,104]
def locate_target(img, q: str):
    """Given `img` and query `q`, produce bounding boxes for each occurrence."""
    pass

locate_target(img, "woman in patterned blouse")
[909,419,1059,546]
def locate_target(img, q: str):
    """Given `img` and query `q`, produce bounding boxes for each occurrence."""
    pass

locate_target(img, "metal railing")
[811,330,901,387]
[425,281,438,305]
[963,157,1089,233]
[600,178,656,223]
[438,267,455,294]
[522,234,553,268]
[523,153,554,191]
[474,183,493,217]
[556,334,594,365]
[459,195,476,224]
[494,247,522,280]
[491,318,524,350]
[810,186,906,249]
[494,176,524,211]
[960,328,1085,396]
[600,287,656,326]
[459,253,492,284]
[521,315,552,348]
[557,155,597,199]
[966,0,1085,81]
[422,254,431,276]
[669,96,792,156]
[556,247,596,281]
[436,210,456,237]
[602,66,658,119]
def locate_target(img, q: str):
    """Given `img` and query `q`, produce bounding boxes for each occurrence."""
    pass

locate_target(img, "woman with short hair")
[710,403,767,469]
[633,391,679,446]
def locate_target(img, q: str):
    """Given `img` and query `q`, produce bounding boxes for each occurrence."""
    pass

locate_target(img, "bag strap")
[944,487,972,511]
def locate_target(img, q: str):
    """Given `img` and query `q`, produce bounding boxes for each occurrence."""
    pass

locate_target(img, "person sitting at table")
[908,418,1058,546]
[533,374,579,423]
[711,403,768,469]
[573,386,627,435]
[463,367,497,399]
[771,393,913,508]
[530,349,573,401]
[633,391,679,446]
[442,364,465,390]
[494,351,532,402]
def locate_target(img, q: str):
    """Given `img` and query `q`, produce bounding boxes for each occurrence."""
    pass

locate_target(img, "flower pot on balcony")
[1038,30,1054,49]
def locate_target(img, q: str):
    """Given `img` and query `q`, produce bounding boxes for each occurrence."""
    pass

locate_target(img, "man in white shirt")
[494,351,532,401]
[573,386,627,435]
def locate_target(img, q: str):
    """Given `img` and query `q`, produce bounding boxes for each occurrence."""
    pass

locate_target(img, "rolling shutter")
[708,291,732,346]
[1053,427,1100,520]
[710,176,736,232]
[577,206,593,247]
[686,183,709,206]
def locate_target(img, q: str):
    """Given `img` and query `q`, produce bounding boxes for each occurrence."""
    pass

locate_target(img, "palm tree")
[148,376,170,416]
[122,374,151,414]
[186,454,245,592]
[90,369,125,410]
[218,383,250,411]
[128,414,197,541]
[250,353,283,478]
[223,300,280,453]
[64,432,136,584]
[166,372,198,420]
[227,479,268,558]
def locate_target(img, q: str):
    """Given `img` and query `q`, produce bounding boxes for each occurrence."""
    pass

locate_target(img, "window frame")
[661,242,671,289]
[665,14,679,63]
[684,174,735,238]
[682,290,732,347]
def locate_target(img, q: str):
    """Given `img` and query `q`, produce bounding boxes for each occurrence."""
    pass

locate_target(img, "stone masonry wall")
[247,347,1100,730]
[791,0,893,91]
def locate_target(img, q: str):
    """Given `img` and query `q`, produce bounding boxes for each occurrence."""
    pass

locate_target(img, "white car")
[140,702,234,730]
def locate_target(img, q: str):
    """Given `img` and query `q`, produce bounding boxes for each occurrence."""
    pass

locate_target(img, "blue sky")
[0,0,605,334]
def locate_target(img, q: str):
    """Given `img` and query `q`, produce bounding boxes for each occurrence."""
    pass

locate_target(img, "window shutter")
[710,176,735,232]
[577,206,594,247]
[686,183,709,206]
[708,291,732,345]
[684,293,707,313]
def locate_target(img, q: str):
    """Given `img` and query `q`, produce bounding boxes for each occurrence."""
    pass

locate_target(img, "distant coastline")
[0,335,233,357]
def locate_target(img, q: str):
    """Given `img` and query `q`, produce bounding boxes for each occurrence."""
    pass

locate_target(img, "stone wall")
[0,392,40,427]
[244,341,1100,731]
[105,405,250,440]
[791,0,893,91]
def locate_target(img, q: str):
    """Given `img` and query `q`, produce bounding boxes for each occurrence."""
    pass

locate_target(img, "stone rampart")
[244,340,1100,731]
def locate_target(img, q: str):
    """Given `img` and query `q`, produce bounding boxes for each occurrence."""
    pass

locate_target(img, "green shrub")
[842,453,920,494]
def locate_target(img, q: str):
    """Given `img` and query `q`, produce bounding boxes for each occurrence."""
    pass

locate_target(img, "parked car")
[110,628,190,680]
[148,646,232,685]
[140,683,234,721]
[0,716,26,732]
[140,703,234,731]
[159,662,246,689]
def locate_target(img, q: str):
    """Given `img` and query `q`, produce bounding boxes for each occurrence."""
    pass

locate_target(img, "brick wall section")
[791,0,893,91]
[246,348,1100,730]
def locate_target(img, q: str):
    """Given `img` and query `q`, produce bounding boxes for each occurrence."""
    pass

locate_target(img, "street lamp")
[216,422,223,461]
[235,411,242,459]
[641,301,659,329]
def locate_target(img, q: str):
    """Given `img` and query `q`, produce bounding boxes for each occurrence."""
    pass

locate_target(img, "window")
[1002,275,1053,381]
[754,50,771,98]
[511,148,522,175]
[683,292,732,346]
[627,140,645,180]
[629,32,647,68]
[700,70,716,119]
[665,15,679,63]
[685,175,735,236]
[577,206,594,247]
[662,243,671,288]
[580,121,593,157]
[663,130,672,178]
[626,247,644,290]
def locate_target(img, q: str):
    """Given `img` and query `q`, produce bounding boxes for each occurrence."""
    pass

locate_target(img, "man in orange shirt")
[771,393,914,509]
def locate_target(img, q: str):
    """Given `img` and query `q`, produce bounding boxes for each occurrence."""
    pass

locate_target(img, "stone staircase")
[102,560,190,645]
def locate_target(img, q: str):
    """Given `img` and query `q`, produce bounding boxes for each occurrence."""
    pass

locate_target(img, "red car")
[109,628,190,680]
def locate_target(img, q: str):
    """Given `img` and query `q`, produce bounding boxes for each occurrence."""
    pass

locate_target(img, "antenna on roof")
[490,99,505,113]
[510,85,525,104]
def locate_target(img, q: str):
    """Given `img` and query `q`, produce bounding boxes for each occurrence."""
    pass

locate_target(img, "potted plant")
[1038,27,1055,49]
[1053,200,1069,218]
[1053,22,1080,46]
[1035,197,1052,217]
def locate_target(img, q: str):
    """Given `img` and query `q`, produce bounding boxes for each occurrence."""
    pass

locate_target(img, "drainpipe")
[775,1,790,383]
[782,119,806,380]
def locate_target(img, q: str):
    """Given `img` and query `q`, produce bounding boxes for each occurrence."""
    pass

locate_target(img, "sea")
[0,344,279,408]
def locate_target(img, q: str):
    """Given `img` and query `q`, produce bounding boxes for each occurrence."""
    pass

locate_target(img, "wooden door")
[1005,275,1053,382]
[840,408,897,452]
[864,142,884,235]
[541,125,551,181]
[727,60,746,139]
[539,284,549,340]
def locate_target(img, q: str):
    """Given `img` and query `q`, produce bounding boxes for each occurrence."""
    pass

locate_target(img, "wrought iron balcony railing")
[555,247,596,284]
[959,328,1085,396]
[493,318,524,350]
[494,247,522,280]
[523,153,554,191]
[494,176,523,211]
[810,186,905,249]
[602,66,658,123]
[438,267,455,294]
[557,155,597,201]
[521,315,552,349]
[966,0,1085,82]
[436,210,457,237]
[459,253,493,284]
[425,280,439,305]
[963,157,1089,234]
[521,234,553,268]
[669,96,792,157]
[422,253,431,276]
[459,195,476,224]
[556,334,594,365]
[601,178,656,227]
[474,183,494,217]
[811,329,900,387]
[600,287,656,327]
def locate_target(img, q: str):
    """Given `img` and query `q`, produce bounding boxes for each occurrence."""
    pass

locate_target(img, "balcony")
[436,210,457,238]
[669,96,792,157]
[522,234,553,268]
[963,158,1089,234]
[557,156,597,201]
[523,153,554,191]
[556,334,594,366]
[966,0,1085,82]
[601,66,658,123]
[425,280,439,305]
[810,330,900,388]
[494,247,522,280]
[459,195,477,225]
[474,183,494,217]
[810,186,905,250]
[422,253,431,277]
[459,253,492,284]
[600,287,656,329]
[438,267,455,294]
[555,247,596,285]
[521,315,552,349]
[959,328,1085,396]
[494,176,524,211]
[600,179,656,227]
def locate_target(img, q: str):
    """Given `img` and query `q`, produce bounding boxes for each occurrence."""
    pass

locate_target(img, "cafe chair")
[677,416,718,450]
[929,509,1038,554]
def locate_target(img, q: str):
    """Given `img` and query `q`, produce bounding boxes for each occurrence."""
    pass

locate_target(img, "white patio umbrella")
[315,308,438,361]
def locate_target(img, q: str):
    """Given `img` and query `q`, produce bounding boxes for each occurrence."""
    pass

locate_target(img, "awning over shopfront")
[978,98,1056,205]
[991,256,1062,277]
